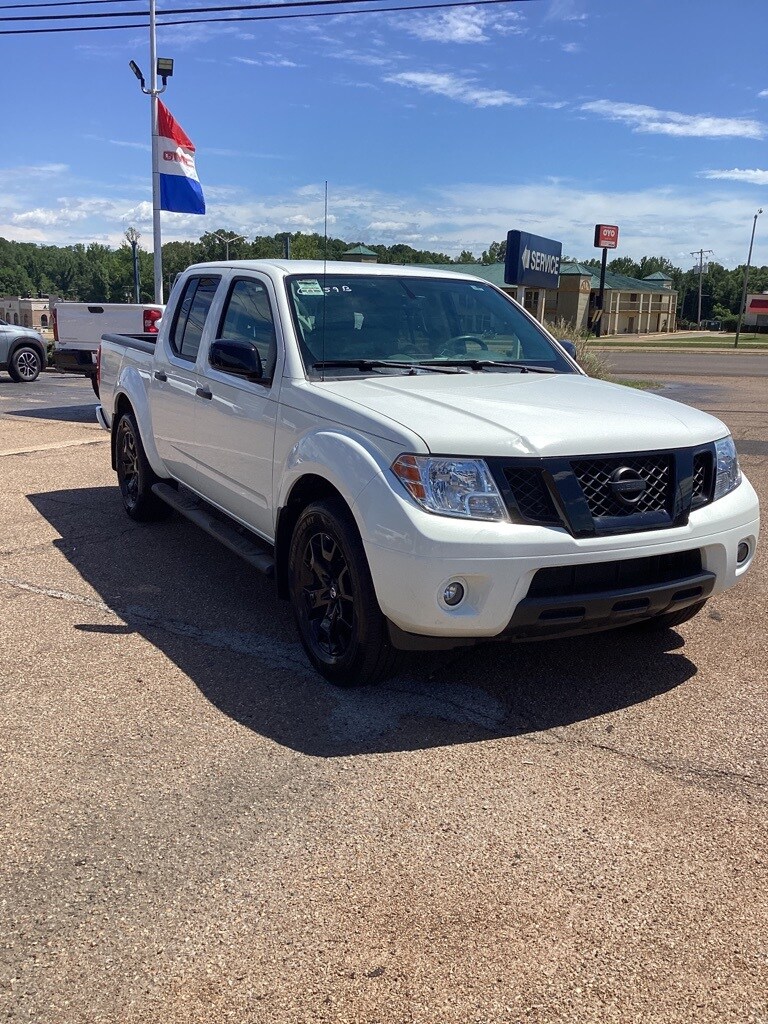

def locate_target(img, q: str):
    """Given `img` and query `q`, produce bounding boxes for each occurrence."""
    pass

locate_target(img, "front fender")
[113,363,167,478]
[277,429,398,519]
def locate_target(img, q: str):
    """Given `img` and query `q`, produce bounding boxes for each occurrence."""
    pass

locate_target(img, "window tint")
[216,278,277,379]
[170,275,220,361]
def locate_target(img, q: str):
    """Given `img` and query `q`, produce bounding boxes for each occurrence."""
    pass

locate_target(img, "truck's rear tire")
[8,345,43,383]
[288,498,401,686]
[115,411,169,522]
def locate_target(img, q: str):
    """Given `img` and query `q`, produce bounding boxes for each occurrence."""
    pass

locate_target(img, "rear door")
[151,273,223,486]
[190,273,283,539]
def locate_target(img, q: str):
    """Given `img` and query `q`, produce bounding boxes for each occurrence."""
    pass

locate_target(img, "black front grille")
[570,455,672,518]
[503,467,560,523]
[527,549,703,599]
[489,444,716,538]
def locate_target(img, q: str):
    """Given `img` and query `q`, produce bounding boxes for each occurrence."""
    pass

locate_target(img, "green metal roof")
[644,271,673,281]
[402,261,675,293]
[343,245,378,256]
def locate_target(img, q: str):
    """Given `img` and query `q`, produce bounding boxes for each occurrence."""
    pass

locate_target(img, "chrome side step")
[152,482,275,578]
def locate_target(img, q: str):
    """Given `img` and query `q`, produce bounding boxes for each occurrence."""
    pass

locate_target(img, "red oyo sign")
[594,224,619,249]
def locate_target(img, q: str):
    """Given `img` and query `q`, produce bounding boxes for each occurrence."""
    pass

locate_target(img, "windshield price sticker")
[296,280,324,296]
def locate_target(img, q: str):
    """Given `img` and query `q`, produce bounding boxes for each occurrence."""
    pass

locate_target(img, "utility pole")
[690,248,713,328]
[735,208,763,349]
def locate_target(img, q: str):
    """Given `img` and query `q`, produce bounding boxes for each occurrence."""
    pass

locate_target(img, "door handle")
[154,370,167,382]
[195,387,213,400]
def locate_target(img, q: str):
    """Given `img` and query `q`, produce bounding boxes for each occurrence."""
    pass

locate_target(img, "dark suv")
[0,319,47,382]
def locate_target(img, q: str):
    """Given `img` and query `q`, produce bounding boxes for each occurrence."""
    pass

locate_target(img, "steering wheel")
[438,334,489,357]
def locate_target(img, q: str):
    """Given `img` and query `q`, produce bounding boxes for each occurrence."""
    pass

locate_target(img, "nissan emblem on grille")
[610,467,647,507]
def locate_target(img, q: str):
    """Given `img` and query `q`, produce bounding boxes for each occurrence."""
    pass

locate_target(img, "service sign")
[504,230,562,289]
[594,224,619,249]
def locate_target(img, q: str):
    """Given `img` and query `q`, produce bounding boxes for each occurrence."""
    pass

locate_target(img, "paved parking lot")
[1,371,766,1023]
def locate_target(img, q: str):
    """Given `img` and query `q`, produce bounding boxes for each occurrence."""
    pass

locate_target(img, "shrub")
[544,317,612,380]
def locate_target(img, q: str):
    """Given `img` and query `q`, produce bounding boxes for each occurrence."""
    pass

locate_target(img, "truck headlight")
[391,454,509,522]
[713,435,742,501]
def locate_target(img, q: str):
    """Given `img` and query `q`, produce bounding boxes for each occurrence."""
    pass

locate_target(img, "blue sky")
[2,0,768,266]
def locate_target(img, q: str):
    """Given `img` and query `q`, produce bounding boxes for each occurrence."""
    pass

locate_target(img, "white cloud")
[581,100,765,139]
[397,7,524,44]
[385,71,526,108]
[702,167,768,184]
[561,42,580,53]
[759,89,768,98]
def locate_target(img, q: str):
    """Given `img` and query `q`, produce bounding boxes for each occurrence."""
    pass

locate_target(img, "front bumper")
[353,470,760,646]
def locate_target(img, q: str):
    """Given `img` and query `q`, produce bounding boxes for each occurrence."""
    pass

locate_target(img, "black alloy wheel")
[288,499,400,686]
[115,411,168,521]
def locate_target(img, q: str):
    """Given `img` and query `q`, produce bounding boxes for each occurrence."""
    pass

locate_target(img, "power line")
[0,0,529,34]
[0,0,408,22]
[0,0,144,8]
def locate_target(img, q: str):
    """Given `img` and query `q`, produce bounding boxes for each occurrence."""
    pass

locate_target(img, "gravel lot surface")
[1,372,766,1023]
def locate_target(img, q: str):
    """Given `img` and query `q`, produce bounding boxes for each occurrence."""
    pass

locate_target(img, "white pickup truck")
[96,260,760,686]
[54,301,163,394]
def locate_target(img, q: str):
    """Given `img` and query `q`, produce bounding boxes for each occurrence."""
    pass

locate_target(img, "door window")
[216,278,277,380]
[169,275,221,361]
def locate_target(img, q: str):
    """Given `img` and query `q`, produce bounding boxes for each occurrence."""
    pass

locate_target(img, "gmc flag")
[155,101,205,215]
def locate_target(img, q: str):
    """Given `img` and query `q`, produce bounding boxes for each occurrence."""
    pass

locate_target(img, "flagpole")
[149,0,163,304]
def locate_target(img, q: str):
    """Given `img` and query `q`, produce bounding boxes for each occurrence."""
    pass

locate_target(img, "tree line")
[2,230,767,327]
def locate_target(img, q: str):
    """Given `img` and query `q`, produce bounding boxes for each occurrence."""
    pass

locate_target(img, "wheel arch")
[110,384,166,478]
[274,474,349,600]
[9,336,46,367]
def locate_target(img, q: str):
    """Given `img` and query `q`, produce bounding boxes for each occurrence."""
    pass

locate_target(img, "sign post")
[593,224,619,338]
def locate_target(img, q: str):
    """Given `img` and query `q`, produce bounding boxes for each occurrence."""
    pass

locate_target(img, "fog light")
[443,581,465,607]
[737,541,750,564]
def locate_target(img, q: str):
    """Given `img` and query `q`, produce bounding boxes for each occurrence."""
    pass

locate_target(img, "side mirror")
[559,339,577,361]
[209,338,263,380]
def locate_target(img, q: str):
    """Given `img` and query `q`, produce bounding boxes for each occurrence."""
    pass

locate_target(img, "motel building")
[1,296,52,332]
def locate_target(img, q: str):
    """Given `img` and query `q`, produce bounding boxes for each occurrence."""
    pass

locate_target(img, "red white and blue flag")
[155,101,205,215]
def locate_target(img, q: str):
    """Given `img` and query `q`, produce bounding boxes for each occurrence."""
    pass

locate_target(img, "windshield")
[286,274,575,376]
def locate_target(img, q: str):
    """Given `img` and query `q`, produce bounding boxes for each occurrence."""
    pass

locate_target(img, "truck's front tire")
[288,498,400,687]
[115,411,169,522]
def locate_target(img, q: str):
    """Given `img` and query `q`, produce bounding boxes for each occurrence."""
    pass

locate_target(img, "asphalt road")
[1,372,767,1023]
[605,349,768,378]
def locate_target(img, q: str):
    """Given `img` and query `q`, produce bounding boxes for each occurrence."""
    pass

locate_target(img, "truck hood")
[317,372,728,457]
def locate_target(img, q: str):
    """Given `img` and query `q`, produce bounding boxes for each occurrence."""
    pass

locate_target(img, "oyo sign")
[594,224,619,249]
[505,230,562,289]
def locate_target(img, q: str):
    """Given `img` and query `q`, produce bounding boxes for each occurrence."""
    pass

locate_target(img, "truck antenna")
[321,180,328,382]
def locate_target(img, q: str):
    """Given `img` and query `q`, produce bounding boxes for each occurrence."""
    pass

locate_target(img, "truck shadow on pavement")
[29,486,699,757]
[5,403,98,423]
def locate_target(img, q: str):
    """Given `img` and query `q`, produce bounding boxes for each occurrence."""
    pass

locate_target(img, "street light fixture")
[735,208,763,349]
[211,233,247,261]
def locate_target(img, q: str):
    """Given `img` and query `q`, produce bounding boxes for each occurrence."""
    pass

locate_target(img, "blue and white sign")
[504,230,562,289]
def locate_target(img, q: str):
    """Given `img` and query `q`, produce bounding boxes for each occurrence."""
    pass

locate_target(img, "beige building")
[1,297,52,332]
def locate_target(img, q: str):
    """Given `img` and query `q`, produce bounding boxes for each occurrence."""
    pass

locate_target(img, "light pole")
[125,227,141,303]
[211,233,247,261]
[735,208,763,349]
[129,0,174,304]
